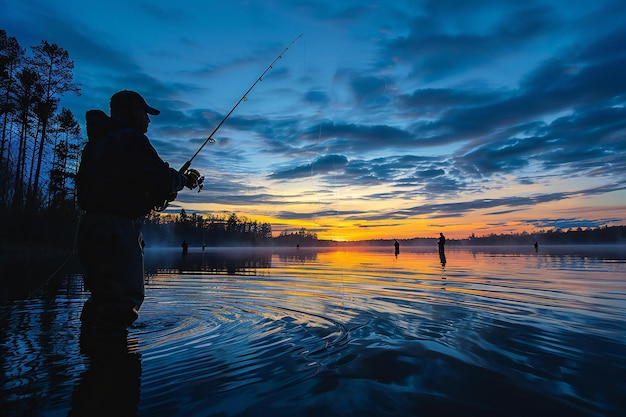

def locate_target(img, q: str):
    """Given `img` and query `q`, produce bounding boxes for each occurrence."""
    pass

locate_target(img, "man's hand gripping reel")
[153,159,206,212]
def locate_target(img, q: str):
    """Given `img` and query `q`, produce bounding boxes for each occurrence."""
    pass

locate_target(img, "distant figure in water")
[438,233,447,266]
[534,241,539,252]
[437,233,446,255]
[76,90,202,340]
[182,240,189,255]
[394,239,400,257]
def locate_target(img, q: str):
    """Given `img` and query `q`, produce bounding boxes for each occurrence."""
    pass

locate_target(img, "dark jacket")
[77,110,186,218]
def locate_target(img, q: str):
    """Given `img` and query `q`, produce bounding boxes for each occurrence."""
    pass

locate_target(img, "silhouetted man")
[438,233,446,255]
[394,239,400,256]
[76,90,201,338]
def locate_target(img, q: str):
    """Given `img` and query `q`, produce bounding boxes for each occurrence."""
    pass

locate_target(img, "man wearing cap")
[76,90,201,339]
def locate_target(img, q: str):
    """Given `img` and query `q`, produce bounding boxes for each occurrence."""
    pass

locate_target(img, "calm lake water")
[1,245,625,416]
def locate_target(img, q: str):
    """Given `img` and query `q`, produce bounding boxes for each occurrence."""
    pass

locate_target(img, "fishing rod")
[181,33,303,174]
[155,33,303,211]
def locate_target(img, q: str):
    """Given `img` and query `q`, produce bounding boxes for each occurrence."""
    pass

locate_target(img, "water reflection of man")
[76,90,201,338]
[69,335,141,416]
[439,251,447,267]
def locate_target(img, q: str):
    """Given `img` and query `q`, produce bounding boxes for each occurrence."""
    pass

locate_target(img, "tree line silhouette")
[143,210,273,247]
[141,211,325,248]
[461,226,626,246]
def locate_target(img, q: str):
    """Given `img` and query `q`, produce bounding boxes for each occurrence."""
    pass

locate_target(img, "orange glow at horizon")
[178,186,626,242]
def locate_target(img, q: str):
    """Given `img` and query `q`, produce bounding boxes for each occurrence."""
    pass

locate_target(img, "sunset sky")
[2,0,625,240]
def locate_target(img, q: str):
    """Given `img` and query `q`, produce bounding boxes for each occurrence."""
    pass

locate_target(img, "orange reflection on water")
[265,246,626,323]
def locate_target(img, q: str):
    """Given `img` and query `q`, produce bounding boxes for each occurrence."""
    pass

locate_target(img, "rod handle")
[179,160,191,174]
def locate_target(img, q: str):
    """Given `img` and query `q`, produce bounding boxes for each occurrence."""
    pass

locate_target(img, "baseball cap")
[110,90,160,115]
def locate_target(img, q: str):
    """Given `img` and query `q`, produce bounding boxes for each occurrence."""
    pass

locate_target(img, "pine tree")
[49,107,82,210]
[0,30,25,208]
[12,67,42,212]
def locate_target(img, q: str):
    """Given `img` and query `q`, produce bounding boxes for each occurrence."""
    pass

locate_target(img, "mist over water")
[1,246,625,416]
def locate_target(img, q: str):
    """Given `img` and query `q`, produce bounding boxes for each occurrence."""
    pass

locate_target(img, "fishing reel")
[185,168,204,192]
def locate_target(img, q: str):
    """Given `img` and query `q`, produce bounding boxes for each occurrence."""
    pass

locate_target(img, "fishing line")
[186,33,303,170]
[155,33,304,211]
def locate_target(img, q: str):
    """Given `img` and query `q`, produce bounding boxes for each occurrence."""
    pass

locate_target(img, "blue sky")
[2,0,625,240]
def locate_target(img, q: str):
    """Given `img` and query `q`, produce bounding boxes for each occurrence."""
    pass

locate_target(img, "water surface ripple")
[1,246,625,416]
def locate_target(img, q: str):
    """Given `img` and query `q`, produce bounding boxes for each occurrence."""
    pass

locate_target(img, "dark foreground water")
[1,245,625,416]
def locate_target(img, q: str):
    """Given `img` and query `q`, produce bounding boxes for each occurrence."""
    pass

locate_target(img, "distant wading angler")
[438,233,446,255]
[437,233,447,266]
[76,90,201,338]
